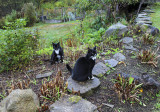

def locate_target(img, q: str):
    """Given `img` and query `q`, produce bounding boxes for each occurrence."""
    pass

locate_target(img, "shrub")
[5,18,27,30]
[0,28,40,72]
[6,10,17,22]
[21,3,37,26]
[0,17,6,29]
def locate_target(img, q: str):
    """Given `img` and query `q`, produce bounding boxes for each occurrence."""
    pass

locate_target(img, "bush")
[21,3,37,26]
[6,10,17,22]
[5,18,27,30]
[0,28,40,72]
[0,17,6,29]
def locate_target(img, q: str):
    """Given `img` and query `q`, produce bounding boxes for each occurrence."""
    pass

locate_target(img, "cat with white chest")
[66,46,97,81]
[51,42,64,65]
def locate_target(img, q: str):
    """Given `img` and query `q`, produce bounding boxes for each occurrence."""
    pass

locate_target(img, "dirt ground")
[0,36,160,112]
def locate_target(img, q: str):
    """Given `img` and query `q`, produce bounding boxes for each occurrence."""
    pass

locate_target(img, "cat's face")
[52,42,60,54]
[87,46,97,60]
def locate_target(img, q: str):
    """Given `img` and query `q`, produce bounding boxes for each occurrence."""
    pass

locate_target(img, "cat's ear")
[93,46,96,50]
[52,42,55,46]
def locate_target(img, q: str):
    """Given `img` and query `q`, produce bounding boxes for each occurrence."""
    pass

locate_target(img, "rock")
[136,21,152,25]
[36,72,53,79]
[104,59,118,68]
[113,53,126,62]
[142,9,155,13]
[138,13,148,16]
[137,15,148,18]
[67,76,100,95]
[92,62,110,76]
[104,22,128,38]
[50,95,99,112]
[136,23,159,36]
[119,37,133,44]
[146,25,159,36]
[136,17,151,22]
[0,89,39,112]
[123,44,138,51]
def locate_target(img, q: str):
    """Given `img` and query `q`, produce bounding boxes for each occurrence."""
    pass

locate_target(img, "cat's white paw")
[91,76,94,80]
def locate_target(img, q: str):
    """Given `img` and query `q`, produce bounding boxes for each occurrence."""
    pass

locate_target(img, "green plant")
[142,33,155,45]
[21,3,37,26]
[0,28,40,72]
[4,18,27,30]
[6,10,17,22]
[138,47,160,67]
[0,17,6,29]
[113,74,144,105]
[40,69,67,102]
[154,91,160,111]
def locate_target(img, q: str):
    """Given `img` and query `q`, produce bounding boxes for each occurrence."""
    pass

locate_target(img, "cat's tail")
[66,64,72,74]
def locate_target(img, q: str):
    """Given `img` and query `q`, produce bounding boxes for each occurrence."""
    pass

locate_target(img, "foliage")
[0,17,6,29]
[113,74,144,105]
[21,3,37,26]
[40,69,67,101]
[5,10,18,22]
[154,91,160,111]
[91,17,106,30]
[142,33,155,45]
[138,47,160,67]
[0,28,40,72]
[4,18,27,30]
[83,27,105,44]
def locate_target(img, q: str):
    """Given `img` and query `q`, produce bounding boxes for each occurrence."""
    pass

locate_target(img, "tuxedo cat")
[66,46,97,82]
[51,42,64,65]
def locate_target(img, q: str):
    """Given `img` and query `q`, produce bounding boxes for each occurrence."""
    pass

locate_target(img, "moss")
[69,96,82,103]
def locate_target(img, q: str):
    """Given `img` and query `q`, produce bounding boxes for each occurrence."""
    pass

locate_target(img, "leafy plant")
[142,33,155,45]
[138,47,160,67]
[4,18,27,30]
[21,3,37,26]
[113,74,144,105]
[40,69,67,102]
[0,28,40,72]
[0,17,6,29]
[6,10,17,22]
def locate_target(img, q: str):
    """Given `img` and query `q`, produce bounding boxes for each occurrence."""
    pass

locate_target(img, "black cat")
[51,42,64,65]
[66,46,97,82]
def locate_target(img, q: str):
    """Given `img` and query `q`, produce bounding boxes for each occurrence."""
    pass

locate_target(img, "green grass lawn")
[150,3,160,29]
[32,21,79,47]
[32,21,79,55]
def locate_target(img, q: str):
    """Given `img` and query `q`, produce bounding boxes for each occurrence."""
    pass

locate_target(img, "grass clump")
[113,74,144,106]
[138,47,160,67]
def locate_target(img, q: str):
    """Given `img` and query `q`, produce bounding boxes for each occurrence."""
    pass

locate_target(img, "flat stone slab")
[113,53,126,62]
[120,37,133,44]
[92,62,110,76]
[36,72,53,79]
[67,76,100,94]
[136,17,151,21]
[50,95,99,112]
[104,59,118,68]
[123,44,138,51]
[143,9,155,13]
[138,13,148,16]
[136,21,152,25]
[137,15,149,18]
